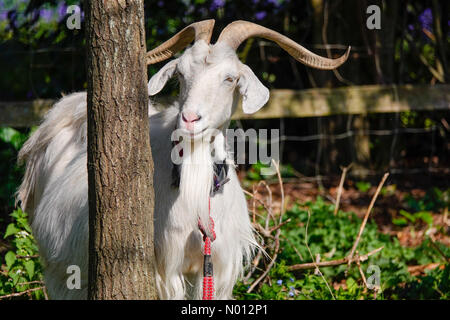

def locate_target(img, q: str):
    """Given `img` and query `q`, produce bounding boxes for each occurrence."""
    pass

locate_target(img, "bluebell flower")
[255,11,267,21]
[57,2,67,21]
[39,8,54,22]
[418,8,432,32]
[210,0,225,11]
[276,279,282,285]
[289,277,295,282]
[288,290,295,297]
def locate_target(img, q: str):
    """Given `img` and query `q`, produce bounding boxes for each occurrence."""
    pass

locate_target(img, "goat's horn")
[217,20,350,70]
[147,19,215,65]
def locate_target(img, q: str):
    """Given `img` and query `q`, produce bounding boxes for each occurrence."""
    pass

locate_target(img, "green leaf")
[0,127,26,150]
[346,277,357,292]
[356,181,371,193]
[5,251,16,269]
[3,223,19,238]
[399,210,416,223]
[415,211,433,226]
[392,218,408,226]
[9,271,20,286]
[24,260,35,279]
[0,127,17,144]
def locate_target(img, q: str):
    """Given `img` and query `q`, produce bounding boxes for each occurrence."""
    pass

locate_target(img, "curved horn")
[217,20,350,70]
[147,19,215,65]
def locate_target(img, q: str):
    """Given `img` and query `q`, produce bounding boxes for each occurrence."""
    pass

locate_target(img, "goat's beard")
[179,136,214,232]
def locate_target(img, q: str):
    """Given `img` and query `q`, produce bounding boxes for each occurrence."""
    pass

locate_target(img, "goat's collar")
[171,159,229,196]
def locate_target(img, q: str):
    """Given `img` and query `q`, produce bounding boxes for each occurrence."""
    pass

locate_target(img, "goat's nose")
[182,111,201,123]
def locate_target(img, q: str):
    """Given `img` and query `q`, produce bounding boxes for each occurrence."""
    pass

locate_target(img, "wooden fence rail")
[0,84,449,127]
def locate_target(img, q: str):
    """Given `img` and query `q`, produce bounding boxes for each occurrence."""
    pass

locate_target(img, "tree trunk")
[86,0,157,300]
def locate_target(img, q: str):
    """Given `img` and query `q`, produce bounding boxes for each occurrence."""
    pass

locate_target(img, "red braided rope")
[198,197,215,300]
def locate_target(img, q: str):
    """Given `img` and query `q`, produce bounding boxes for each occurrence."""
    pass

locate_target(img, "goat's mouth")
[179,127,209,141]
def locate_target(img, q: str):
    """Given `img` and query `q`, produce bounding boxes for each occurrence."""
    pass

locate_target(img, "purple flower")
[408,24,414,31]
[289,277,295,282]
[418,8,432,32]
[0,10,7,21]
[210,0,225,11]
[255,11,267,20]
[57,2,67,21]
[288,290,295,297]
[157,1,164,7]
[276,279,282,285]
[40,8,54,22]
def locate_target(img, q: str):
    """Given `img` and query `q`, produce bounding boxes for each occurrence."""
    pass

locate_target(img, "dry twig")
[347,172,389,267]
[247,160,286,293]
[334,164,352,215]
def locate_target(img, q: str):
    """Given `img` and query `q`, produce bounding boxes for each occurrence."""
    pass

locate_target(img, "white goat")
[17,20,349,299]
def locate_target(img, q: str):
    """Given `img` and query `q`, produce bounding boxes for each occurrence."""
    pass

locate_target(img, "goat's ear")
[237,64,270,114]
[148,59,178,96]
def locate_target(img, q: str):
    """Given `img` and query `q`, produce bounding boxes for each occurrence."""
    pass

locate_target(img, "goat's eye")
[225,76,234,83]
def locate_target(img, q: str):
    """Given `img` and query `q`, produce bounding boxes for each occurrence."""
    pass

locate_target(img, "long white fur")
[17,40,269,299]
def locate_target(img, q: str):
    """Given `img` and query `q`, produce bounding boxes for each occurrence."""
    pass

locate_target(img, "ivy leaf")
[5,251,16,269]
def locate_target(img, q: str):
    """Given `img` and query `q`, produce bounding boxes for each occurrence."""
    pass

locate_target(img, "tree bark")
[86,0,157,299]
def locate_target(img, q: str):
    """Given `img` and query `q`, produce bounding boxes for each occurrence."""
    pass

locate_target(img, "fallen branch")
[0,287,45,299]
[287,246,384,271]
